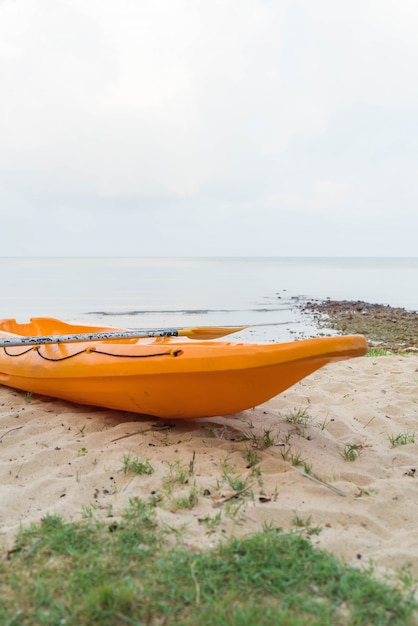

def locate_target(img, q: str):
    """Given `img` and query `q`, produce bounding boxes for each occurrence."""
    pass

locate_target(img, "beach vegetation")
[24,391,33,403]
[291,452,313,475]
[341,443,360,461]
[388,431,416,447]
[302,460,312,475]
[81,504,96,519]
[284,430,293,443]
[285,407,311,426]
[367,348,412,358]
[396,563,417,591]
[367,348,391,357]
[285,407,313,438]
[172,483,199,511]
[162,460,190,493]
[224,497,247,524]
[198,511,222,534]
[292,513,322,537]
[290,450,310,473]
[148,490,164,507]
[249,463,264,486]
[240,427,281,450]
[289,450,303,467]
[221,455,247,492]
[211,456,254,524]
[120,454,155,476]
[262,428,276,448]
[77,423,87,436]
[1,510,416,626]
[278,443,312,474]
[316,415,332,431]
[243,447,260,467]
[280,444,292,462]
[242,447,264,485]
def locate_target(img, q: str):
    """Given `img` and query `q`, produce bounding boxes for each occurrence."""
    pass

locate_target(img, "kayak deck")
[0,318,368,419]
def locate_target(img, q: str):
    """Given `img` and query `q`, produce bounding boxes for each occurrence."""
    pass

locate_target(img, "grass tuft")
[285,407,311,426]
[388,431,416,447]
[172,483,199,511]
[120,455,155,476]
[341,443,361,461]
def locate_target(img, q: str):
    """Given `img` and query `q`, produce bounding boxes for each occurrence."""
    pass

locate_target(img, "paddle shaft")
[0,326,246,348]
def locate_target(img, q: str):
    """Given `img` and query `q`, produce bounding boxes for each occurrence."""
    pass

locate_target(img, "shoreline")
[300,299,418,351]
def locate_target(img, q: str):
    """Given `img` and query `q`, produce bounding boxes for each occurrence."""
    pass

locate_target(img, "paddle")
[0,326,248,348]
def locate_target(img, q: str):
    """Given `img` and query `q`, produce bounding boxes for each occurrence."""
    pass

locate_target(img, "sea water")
[0,257,417,343]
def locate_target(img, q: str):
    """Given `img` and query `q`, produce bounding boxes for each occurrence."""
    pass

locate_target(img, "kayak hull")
[0,318,368,419]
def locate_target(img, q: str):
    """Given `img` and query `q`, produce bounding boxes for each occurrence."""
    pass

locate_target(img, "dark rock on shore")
[301,299,418,352]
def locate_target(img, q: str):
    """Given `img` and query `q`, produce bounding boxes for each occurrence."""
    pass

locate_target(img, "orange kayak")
[0,318,368,419]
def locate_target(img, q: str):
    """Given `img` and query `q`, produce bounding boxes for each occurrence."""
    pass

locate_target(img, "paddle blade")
[180,326,249,340]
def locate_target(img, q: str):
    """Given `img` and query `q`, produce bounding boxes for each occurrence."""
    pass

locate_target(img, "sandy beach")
[1,353,417,578]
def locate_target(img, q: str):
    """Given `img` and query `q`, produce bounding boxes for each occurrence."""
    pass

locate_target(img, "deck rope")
[2,347,34,357]
[2,346,182,362]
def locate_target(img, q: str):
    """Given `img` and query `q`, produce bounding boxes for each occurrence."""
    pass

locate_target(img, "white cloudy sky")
[1,0,417,256]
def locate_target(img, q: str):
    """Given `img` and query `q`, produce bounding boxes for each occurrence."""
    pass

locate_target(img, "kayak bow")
[0,317,368,419]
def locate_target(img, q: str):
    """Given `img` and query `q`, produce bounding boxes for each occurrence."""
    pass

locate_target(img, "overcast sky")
[1,0,417,256]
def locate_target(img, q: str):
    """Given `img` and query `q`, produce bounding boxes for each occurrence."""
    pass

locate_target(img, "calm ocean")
[1,257,417,343]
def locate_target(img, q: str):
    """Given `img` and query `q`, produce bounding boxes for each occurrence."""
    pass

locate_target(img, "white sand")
[1,355,417,577]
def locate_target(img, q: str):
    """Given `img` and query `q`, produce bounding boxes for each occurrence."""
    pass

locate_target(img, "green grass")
[366,348,391,357]
[198,511,222,534]
[388,431,416,447]
[1,503,416,626]
[220,455,249,492]
[172,483,199,511]
[292,513,323,537]
[262,428,276,448]
[366,348,411,357]
[341,443,360,462]
[243,447,261,468]
[285,408,311,427]
[120,455,155,476]
[162,460,190,492]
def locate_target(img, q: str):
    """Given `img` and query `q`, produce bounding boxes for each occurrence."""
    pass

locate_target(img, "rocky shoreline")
[301,299,418,352]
